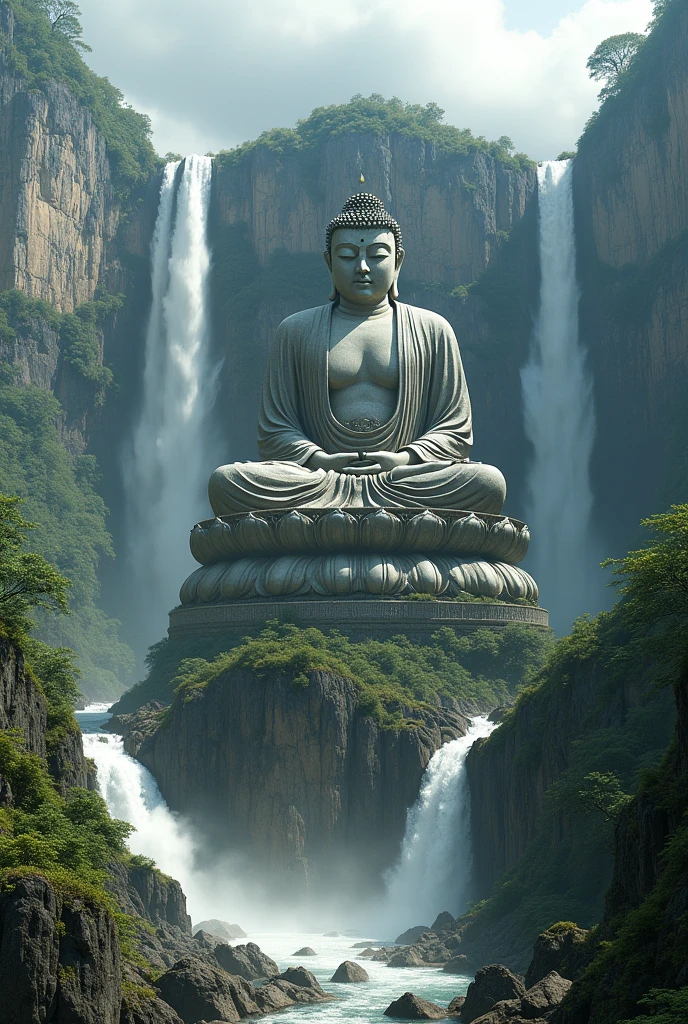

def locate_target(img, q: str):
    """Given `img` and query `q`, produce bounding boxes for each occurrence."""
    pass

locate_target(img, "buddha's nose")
[357,257,370,274]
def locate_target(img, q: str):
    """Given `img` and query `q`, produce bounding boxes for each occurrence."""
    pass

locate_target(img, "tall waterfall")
[379,717,494,933]
[521,160,601,634]
[124,155,217,653]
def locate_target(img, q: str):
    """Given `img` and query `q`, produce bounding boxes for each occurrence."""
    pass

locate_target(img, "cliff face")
[0,635,46,758]
[466,657,642,893]
[573,0,688,546]
[215,134,533,284]
[129,669,467,894]
[0,6,117,312]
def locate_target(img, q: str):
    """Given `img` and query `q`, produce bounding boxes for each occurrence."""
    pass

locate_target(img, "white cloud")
[78,0,652,160]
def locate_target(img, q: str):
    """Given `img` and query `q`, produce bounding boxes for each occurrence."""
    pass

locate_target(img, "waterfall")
[123,154,218,653]
[521,159,601,634]
[379,717,494,933]
[83,733,198,890]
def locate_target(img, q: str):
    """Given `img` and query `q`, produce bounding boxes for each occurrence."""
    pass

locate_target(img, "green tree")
[605,504,688,679]
[574,771,632,822]
[0,494,70,645]
[586,33,645,100]
[32,0,90,51]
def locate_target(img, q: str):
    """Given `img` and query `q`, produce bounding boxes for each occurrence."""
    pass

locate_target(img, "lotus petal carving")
[232,513,275,555]
[276,510,313,552]
[404,510,446,551]
[314,508,359,550]
[359,508,404,550]
[219,559,258,600]
[180,552,538,603]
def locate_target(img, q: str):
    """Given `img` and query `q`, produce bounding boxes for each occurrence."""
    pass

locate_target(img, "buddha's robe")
[209,302,506,514]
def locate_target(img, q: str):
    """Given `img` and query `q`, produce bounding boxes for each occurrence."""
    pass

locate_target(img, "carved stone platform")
[169,598,550,646]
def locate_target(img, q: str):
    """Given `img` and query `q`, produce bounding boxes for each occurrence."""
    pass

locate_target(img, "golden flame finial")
[360,173,365,184]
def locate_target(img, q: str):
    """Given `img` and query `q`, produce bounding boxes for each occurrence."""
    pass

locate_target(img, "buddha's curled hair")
[325,193,403,255]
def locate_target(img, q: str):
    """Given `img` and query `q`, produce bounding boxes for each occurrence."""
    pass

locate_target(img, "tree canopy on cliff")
[586,33,646,100]
[215,94,533,172]
[1,0,157,197]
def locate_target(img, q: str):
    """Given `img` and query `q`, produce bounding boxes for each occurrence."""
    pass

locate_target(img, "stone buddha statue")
[208,193,506,516]
[179,194,539,608]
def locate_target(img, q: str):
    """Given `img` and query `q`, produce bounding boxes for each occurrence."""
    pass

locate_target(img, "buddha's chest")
[328,314,399,391]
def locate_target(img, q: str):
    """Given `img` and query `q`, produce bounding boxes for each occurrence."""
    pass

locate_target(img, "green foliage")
[58,294,122,402]
[564,771,633,822]
[0,364,134,698]
[556,151,577,161]
[2,0,157,198]
[0,288,121,401]
[157,621,553,730]
[215,94,533,172]
[0,493,70,645]
[579,0,682,149]
[23,636,81,748]
[604,505,688,681]
[33,0,89,51]
[586,33,646,100]
[0,732,132,884]
[621,988,688,1023]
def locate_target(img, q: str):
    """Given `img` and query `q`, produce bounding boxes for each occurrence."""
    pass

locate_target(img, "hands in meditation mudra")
[181,194,538,605]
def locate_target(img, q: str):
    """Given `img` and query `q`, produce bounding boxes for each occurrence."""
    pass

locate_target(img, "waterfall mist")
[522,160,604,634]
[375,717,495,935]
[123,155,220,656]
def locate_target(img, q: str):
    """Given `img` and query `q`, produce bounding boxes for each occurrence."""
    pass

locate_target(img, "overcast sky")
[77,0,652,161]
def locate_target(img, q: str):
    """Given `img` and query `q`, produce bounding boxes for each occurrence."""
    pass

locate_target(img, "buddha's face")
[325,228,403,305]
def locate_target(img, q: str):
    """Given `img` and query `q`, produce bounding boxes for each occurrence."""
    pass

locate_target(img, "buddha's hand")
[306,451,361,473]
[341,450,412,475]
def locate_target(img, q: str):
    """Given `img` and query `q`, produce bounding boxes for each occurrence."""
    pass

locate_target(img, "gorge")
[0,0,687,1021]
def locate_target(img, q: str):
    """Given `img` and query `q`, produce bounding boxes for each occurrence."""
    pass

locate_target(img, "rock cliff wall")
[466,656,642,893]
[128,668,467,894]
[573,0,688,546]
[0,634,46,757]
[0,5,117,312]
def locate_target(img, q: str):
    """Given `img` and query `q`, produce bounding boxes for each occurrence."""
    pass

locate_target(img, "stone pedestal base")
[169,598,549,646]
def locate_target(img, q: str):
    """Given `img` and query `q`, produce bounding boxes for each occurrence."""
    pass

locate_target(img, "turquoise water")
[248,931,470,1021]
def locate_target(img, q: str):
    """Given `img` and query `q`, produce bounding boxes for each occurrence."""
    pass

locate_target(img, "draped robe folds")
[209,302,507,514]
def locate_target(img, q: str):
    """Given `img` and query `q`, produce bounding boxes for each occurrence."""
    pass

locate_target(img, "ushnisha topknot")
[325,193,403,256]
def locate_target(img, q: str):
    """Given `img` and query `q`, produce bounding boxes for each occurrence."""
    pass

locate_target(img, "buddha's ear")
[323,249,337,302]
[390,246,405,301]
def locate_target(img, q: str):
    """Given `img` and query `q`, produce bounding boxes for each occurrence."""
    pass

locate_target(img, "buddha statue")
[179,194,539,608]
[208,193,507,516]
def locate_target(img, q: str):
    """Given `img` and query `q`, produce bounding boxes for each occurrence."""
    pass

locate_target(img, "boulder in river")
[395,924,431,944]
[357,947,377,957]
[213,941,279,981]
[431,911,455,933]
[352,940,377,947]
[442,954,470,974]
[388,947,425,968]
[524,926,589,987]
[519,971,572,1016]
[461,964,526,1023]
[292,946,317,956]
[331,960,369,982]
[384,992,449,1019]
[156,956,257,1023]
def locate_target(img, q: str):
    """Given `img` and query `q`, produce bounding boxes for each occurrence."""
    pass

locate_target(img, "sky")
[76,0,653,161]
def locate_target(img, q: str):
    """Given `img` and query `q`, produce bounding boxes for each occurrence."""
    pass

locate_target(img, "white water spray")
[379,717,494,933]
[83,733,198,891]
[522,160,601,633]
[124,155,217,653]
